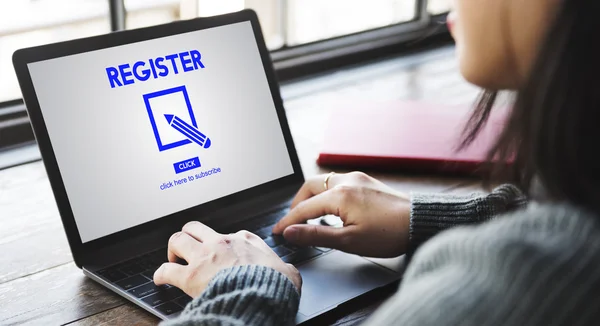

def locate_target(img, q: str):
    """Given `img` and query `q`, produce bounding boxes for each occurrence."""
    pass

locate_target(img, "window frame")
[0,0,450,158]
[0,99,33,150]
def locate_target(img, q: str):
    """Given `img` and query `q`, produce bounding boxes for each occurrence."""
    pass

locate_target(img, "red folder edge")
[316,100,510,175]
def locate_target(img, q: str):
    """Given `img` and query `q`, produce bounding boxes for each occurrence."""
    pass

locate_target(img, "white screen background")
[28,21,294,242]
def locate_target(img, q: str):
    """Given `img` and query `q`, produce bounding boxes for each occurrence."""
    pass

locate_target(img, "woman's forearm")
[408,184,527,255]
[162,265,299,326]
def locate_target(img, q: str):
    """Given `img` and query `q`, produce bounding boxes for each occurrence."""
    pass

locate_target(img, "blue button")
[173,157,201,174]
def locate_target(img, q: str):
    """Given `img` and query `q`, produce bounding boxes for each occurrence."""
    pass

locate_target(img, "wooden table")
[0,45,483,325]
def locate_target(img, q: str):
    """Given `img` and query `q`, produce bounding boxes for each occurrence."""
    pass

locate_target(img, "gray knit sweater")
[163,184,600,325]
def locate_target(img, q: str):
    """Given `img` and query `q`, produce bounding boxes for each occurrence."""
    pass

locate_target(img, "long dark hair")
[460,0,600,212]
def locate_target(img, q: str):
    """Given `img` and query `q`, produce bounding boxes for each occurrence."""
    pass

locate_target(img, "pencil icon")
[164,114,211,149]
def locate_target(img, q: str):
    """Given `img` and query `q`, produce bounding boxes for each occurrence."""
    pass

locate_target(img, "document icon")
[143,85,211,152]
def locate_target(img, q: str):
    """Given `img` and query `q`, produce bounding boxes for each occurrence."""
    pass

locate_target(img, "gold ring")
[324,172,335,191]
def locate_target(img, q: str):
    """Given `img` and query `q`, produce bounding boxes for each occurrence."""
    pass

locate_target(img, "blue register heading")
[106,49,205,88]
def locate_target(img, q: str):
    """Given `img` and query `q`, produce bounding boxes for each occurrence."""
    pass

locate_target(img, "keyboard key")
[115,274,150,290]
[139,260,160,271]
[264,235,285,247]
[264,237,276,247]
[119,263,145,276]
[99,269,127,282]
[129,282,167,298]
[321,215,343,227]
[149,249,165,258]
[146,252,166,266]
[272,246,292,257]
[284,244,301,252]
[282,248,322,264]
[142,287,185,307]
[306,217,322,225]
[155,302,183,315]
[264,208,290,224]
[175,295,193,307]
[142,270,156,280]
[253,226,274,239]
[316,247,333,253]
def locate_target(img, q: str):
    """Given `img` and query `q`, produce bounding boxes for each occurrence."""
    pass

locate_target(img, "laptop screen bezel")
[12,9,304,266]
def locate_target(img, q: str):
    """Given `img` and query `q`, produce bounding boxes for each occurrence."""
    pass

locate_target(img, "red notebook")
[316,100,509,175]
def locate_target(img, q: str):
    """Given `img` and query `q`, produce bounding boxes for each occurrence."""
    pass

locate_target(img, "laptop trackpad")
[296,250,399,318]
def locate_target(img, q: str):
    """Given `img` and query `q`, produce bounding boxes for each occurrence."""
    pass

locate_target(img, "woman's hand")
[272,172,411,258]
[154,221,302,298]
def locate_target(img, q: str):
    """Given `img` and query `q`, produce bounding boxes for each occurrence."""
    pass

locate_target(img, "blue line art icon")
[143,85,212,152]
[165,114,212,148]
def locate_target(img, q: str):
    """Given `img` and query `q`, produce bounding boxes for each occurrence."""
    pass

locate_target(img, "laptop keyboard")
[96,208,331,316]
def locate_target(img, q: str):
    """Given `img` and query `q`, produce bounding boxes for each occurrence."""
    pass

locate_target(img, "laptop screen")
[26,21,294,243]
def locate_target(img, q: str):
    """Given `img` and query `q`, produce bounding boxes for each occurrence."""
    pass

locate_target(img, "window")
[286,0,417,46]
[0,0,111,103]
[428,0,452,15]
[125,0,180,30]
[1,0,447,103]
[0,0,451,156]
[124,0,286,50]
[124,0,424,49]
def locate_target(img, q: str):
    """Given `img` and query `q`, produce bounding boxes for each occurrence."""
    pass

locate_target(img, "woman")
[155,0,600,324]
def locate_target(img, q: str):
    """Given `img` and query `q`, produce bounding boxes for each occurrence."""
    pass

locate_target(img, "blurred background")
[0,0,454,167]
[0,0,451,103]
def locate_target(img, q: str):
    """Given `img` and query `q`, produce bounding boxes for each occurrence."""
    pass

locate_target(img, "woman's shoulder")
[435,201,600,247]
[496,202,600,241]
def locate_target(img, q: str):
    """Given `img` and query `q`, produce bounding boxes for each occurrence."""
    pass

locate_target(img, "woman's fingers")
[283,224,353,250]
[273,189,343,234]
[182,221,219,243]
[290,173,341,208]
[167,231,202,263]
[289,176,321,209]
[153,262,188,288]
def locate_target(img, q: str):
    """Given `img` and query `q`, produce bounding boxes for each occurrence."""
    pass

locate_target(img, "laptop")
[12,9,402,324]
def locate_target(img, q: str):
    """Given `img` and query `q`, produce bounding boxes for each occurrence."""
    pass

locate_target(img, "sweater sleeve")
[161,265,299,326]
[364,204,600,325]
[408,184,526,255]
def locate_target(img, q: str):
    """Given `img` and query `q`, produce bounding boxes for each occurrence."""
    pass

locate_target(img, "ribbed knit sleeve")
[365,203,600,325]
[162,265,299,326]
[409,184,526,255]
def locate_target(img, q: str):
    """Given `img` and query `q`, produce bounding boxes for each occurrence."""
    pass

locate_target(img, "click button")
[174,157,201,174]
